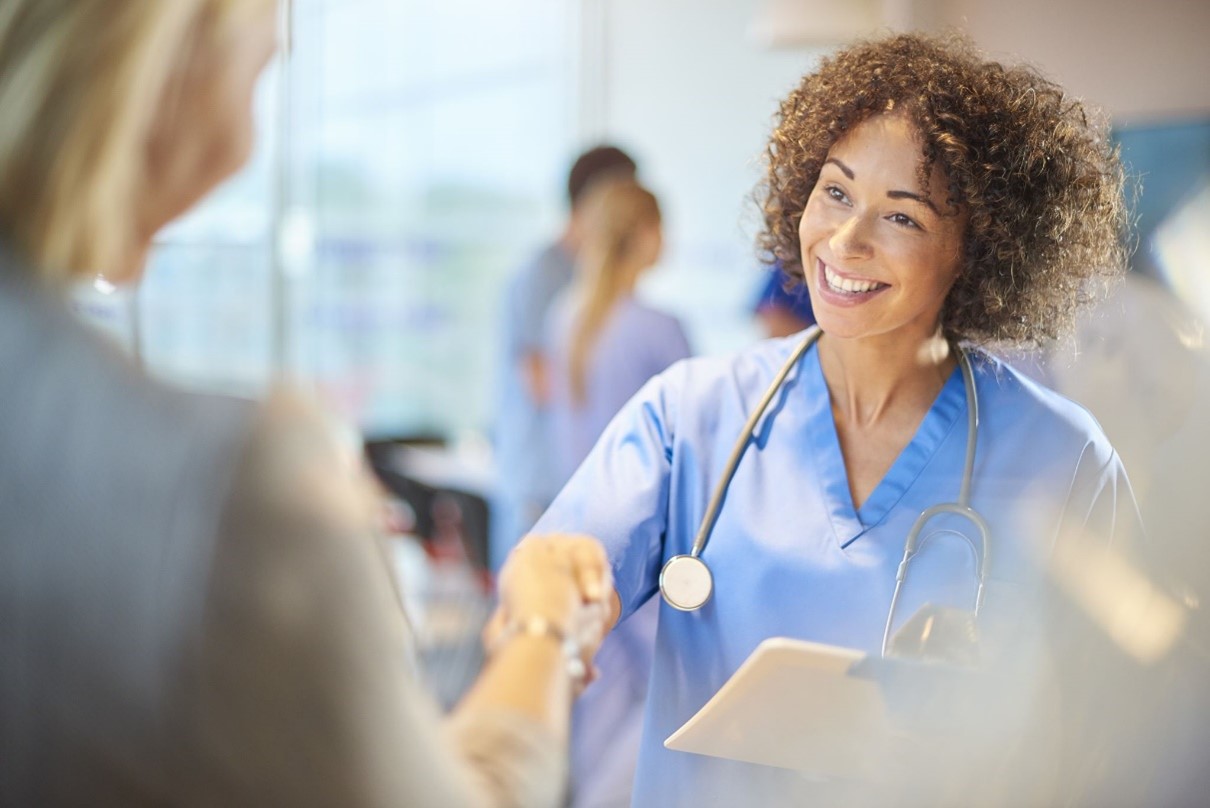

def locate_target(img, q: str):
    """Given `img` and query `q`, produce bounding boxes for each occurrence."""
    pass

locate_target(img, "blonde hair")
[567,180,661,405]
[0,0,265,281]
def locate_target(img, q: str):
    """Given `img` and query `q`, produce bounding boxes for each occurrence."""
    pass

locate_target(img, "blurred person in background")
[543,179,690,807]
[0,1,611,805]
[546,180,690,484]
[752,261,815,338]
[1025,265,1210,807]
[491,145,637,573]
[1044,272,1210,597]
[508,33,1145,805]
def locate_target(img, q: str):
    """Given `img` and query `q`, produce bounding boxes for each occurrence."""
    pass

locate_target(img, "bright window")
[122,0,578,441]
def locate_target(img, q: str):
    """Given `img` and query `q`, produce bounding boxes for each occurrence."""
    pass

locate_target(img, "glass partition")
[121,0,578,442]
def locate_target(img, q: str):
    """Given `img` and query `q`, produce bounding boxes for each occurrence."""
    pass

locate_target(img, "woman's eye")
[824,185,848,203]
[888,213,919,229]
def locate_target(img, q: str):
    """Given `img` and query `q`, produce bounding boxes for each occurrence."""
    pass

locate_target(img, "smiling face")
[798,113,967,346]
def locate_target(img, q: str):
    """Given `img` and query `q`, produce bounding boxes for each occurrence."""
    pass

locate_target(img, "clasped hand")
[488,533,614,688]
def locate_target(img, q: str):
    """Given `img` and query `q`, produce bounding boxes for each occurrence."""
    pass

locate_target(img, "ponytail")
[567,180,661,405]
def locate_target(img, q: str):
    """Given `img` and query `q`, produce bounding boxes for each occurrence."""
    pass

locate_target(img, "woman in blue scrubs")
[511,33,1140,806]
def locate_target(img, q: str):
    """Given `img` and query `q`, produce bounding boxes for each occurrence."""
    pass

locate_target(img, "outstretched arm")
[190,392,609,808]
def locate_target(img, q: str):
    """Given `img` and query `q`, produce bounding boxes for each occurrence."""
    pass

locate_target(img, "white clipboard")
[664,638,889,779]
[664,637,1000,780]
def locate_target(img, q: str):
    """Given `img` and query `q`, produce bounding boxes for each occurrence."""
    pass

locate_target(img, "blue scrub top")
[534,333,1142,807]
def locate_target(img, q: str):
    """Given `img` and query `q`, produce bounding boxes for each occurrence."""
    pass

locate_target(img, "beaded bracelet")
[492,615,588,685]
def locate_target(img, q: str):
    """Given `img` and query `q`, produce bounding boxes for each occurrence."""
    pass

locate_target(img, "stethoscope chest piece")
[660,554,714,611]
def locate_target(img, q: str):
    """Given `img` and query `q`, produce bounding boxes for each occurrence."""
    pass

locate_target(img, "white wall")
[584,0,822,355]
[952,0,1210,124]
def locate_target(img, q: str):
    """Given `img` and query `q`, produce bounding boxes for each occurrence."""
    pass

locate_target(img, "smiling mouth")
[820,260,889,296]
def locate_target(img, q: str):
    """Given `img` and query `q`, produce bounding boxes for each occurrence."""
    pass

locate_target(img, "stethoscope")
[657,326,992,657]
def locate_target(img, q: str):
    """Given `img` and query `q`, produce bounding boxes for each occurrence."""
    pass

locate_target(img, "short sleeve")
[532,372,681,621]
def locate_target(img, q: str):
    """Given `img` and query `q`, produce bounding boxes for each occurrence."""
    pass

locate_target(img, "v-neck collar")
[801,343,966,549]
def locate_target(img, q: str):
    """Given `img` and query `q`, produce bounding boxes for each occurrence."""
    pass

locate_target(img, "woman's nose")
[829,214,874,260]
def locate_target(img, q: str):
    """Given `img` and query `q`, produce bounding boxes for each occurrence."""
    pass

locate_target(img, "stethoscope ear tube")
[881,349,988,655]
[881,503,993,657]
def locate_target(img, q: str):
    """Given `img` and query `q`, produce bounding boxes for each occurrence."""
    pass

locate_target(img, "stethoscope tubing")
[688,327,823,558]
[661,328,993,652]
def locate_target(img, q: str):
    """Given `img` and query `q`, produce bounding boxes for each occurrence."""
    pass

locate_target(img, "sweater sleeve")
[180,391,566,808]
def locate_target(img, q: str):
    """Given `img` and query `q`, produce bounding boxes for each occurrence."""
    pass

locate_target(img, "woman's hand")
[488,533,614,687]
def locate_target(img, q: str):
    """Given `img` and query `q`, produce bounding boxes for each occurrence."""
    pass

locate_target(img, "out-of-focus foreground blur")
[70,0,1209,803]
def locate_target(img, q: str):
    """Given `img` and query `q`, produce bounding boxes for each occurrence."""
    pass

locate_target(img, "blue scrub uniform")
[533,334,1142,807]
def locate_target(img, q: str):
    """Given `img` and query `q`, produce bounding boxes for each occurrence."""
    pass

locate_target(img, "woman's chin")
[811,311,876,342]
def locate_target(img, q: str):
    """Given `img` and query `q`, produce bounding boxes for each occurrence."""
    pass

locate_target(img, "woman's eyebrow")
[823,157,853,179]
[887,189,938,212]
[825,157,939,213]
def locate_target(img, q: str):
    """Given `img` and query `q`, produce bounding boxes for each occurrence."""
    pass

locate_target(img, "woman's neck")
[817,329,956,429]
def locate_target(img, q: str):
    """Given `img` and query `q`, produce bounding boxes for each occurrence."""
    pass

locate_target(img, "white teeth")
[824,264,882,294]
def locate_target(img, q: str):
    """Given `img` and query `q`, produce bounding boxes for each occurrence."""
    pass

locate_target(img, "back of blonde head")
[568,179,661,405]
[0,0,262,281]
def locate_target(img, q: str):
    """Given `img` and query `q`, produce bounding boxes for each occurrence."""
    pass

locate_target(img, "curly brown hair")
[756,32,1130,347]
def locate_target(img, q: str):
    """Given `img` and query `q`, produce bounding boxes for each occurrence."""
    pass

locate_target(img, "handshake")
[486,534,617,691]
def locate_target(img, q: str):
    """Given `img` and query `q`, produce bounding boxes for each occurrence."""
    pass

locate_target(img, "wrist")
[491,615,587,685]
